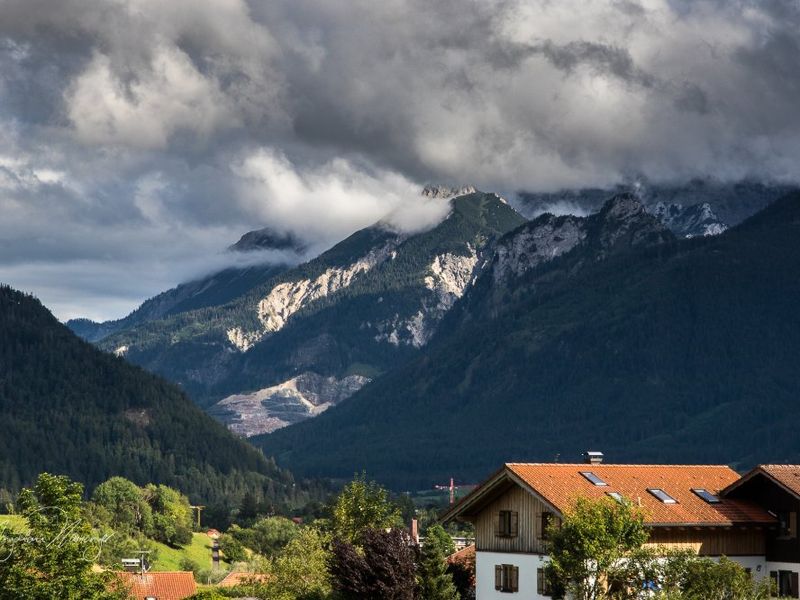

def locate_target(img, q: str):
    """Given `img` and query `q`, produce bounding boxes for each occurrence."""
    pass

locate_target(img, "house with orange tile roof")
[442,453,792,600]
[116,571,196,600]
[722,465,800,597]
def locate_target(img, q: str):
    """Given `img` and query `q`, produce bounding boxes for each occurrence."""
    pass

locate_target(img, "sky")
[1,0,799,321]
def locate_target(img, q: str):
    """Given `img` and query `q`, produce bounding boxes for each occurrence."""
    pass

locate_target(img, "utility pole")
[190,505,205,530]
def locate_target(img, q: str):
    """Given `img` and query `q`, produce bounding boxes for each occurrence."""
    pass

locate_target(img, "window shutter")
[791,512,798,538]
[792,572,799,599]
[537,568,544,595]
[510,511,519,537]
[771,571,779,595]
[495,565,502,590]
[511,566,519,592]
[494,512,500,536]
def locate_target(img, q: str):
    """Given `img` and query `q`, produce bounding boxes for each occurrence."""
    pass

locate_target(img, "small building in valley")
[116,571,197,600]
[442,456,800,599]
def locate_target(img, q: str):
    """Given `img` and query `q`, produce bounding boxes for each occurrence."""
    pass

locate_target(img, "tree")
[230,516,298,557]
[417,524,459,600]
[238,491,261,526]
[547,496,649,600]
[329,528,417,600]
[91,477,153,536]
[331,473,402,545]
[218,532,247,563]
[256,527,333,600]
[676,556,773,600]
[0,473,127,600]
[144,484,193,546]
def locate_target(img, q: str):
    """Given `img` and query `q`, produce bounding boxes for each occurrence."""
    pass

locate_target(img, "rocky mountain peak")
[421,184,477,200]
[593,193,672,252]
[229,228,307,253]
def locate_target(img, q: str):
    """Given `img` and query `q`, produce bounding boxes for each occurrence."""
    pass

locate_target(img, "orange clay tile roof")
[505,463,775,526]
[756,465,800,497]
[447,544,475,565]
[117,571,196,600]
[217,571,270,587]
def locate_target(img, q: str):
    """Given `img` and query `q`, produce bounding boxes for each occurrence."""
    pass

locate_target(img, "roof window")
[647,488,678,504]
[580,471,608,486]
[691,488,721,504]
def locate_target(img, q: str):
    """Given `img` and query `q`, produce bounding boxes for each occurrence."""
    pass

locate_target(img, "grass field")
[0,515,28,532]
[150,532,217,571]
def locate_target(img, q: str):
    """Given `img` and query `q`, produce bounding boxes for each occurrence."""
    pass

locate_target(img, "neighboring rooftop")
[117,571,196,600]
[723,464,800,498]
[217,571,271,588]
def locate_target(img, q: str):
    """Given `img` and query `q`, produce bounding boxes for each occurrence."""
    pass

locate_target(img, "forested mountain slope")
[0,285,318,507]
[258,194,800,489]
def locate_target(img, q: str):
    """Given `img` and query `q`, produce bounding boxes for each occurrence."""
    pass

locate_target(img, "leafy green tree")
[255,527,333,600]
[329,528,417,600]
[218,532,247,563]
[331,473,402,544]
[675,556,774,600]
[230,516,298,557]
[92,477,154,536]
[0,473,127,600]
[417,524,459,600]
[547,496,648,600]
[145,484,193,546]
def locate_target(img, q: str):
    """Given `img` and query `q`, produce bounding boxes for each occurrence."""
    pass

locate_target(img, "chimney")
[583,451,604,465]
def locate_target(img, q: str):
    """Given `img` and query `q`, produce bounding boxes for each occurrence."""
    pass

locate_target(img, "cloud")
[1,0,800,318]
[232,148,445,247]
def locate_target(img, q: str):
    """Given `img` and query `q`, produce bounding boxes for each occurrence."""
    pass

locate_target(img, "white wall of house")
[476,550,550,600]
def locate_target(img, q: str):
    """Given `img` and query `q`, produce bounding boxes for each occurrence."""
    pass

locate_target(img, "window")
[647,488,678,504]
[777,512,798,540]
[497,510,519,538]
[606,492,624,503]
[540,511,553,540]
[691,488,720,503]
[579,471,608,486]
[495,564,519,593]
[537,567,552,596]
[771,570,799,598]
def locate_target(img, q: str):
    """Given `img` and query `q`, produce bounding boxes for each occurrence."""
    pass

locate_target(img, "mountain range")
[257,192,800,489]
[60,181,800,491]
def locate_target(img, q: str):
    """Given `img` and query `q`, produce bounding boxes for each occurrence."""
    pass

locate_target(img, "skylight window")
[648,488,678,504]
[580,471,608,486]
[606,492,624,503]
[692,488,721,504]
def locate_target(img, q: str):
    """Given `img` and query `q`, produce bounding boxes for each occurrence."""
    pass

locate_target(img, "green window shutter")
[511,566,519,592]
[537,568,544,595]
[495,565,502,590]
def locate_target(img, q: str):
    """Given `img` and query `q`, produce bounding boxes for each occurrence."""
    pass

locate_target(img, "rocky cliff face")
[492,194,671,285]
[209,372,370,436]
[652,201,727,237]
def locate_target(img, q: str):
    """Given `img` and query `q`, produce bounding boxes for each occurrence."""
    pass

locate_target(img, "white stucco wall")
[476,551,550,600]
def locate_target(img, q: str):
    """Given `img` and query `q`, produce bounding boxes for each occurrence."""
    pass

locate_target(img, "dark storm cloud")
[0,0,799,319]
